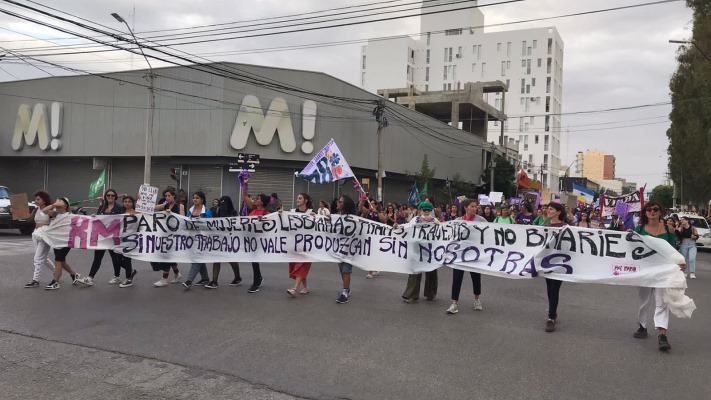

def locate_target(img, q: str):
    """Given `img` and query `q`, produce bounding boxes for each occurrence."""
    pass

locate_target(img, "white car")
[671,213,711,250]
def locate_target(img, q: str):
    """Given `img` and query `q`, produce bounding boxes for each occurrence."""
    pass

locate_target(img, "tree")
[482,155,516,198]
[667,0,711,204]
[406,155,436,200]
[652,185,674,209]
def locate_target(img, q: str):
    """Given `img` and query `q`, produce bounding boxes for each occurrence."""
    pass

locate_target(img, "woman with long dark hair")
[632,201,686,351]
[151,188,184,287]
[206,196,243,289]
[335,195,357,304]
[677,216,698,279]
[242,178,268,293]
[117,196,138,288]
[76,188,124,287]
[543,202,567,332]
[287,193,314,297]
[24,190,55,288]
[182,191,212,289]
[577,213,591,228]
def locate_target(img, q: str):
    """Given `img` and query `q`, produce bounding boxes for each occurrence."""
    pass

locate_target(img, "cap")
[418,201,434,211]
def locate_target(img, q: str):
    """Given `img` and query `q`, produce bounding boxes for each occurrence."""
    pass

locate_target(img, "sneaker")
[76,276,94,286]
[195,279,210,286]
[248,277,263,293]
[170,273,182,284]
[205,281,218,289]
[336,289,349,304]
[299,287,310,295]
[72,273,81,285]
[45,280,59,290]
[403,298,418,304]
[287,288,297,297]
[154,278,168,287]
[229,278,243,286]
[181,281,192,290]
[633,324,648,339]
[446,303,459,314]
[473,299,483,311]
[24,280,40,288]
[119,279,133,288]
[658,334,671,351]
[108,276,121,285]
[545,319,556,332]
[690,273,696,279]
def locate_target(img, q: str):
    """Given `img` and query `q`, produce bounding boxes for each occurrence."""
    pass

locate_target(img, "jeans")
[32,235,54,281]
[187,263,209,283]
[451,269,481,301]
[679,241,697,273]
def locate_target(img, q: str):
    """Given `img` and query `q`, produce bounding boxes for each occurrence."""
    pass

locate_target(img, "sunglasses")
[645,207,660,212]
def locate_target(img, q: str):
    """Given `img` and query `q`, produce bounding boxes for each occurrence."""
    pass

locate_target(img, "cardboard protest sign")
[10,193,30,220]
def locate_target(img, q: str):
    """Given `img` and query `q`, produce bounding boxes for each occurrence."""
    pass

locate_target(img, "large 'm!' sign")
[39,212,687,289]
[11,102,63,151]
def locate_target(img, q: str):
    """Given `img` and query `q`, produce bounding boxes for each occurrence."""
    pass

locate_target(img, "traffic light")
[170,167,180,182]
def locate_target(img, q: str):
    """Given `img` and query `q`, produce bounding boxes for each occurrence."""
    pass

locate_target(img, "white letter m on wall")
[12,103,50,151]
[230,95,297,153]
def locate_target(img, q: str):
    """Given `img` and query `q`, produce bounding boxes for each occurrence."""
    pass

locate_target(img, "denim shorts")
[339,262,353,274]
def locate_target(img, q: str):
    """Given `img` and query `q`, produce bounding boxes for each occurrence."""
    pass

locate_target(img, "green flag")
[420,181,428,198]
[89,169,106,199]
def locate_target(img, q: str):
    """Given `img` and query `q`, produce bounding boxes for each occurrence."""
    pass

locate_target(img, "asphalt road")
[1,230,710,400]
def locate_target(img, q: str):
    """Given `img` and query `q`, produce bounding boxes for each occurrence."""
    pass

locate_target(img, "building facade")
[360,0,564,191]
[582,150,616,181]
[0,63,487,209]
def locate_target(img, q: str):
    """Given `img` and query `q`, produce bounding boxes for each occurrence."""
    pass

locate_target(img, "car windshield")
[0,187,10,199]
[689,217,709,230]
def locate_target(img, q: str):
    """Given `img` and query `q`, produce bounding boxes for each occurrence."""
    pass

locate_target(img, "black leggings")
[121,256,133,279]
[451,269,481,301]
[89,250,123,278]
[251,262,262,283]
[546,278,563,320]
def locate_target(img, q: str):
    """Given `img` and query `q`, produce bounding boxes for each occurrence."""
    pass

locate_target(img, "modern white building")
[360,0,564,190]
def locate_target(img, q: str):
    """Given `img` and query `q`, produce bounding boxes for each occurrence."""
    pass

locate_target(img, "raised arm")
[242,178,255,210]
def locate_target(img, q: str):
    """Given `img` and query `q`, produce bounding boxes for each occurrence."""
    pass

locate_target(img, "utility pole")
[489,143,497,193]
[112,12,155,185]
[373,99,388,202]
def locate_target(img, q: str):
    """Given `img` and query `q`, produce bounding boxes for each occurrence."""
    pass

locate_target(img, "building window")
[545,116,550,132]
[547,58,552,74]
[524,135,529,150]
[520,97,524,105]
[481,62,486,77]
[538,58,542,68]
[530,116,535,125]
[519,118,524,132]
[520,79,525,94]
[425,85,429,91]
[527,46,532,56]
[443,66,448,80]
[452,65,457,81]
[526,59,531,75]
[472,63,476,73]
[521,59,526,67]
[361,72,365,85]
[548,38,553,55]
[525,123,530,132]
[426,67,430,82]
[507,60,511,69]
[522,41,527,56]
[501,61,506,76]
[534,135,539,144]
[546,77,551,93]
[545,97,550,113]
[506,79,510,88]
[495,99,500,108]
[494,121,498,126]
[526,84,530,94]
[427,32,431,46]
[445,28,462,36]
[542,174,547,187]
[362,55,366,69]
[532,77,536,86]
[544,154,548,166]
[458,46,463,57]
[507,42,511,57]
[497,42,501,52]
[533,40,538,49]
[443,84,447,90]
[426,50,430,64]
[529,154,533,164]
[448,83,452,90]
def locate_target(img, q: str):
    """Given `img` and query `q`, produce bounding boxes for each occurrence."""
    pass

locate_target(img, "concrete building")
[0,62,489,208]
[582,150,616,181]
[360,0,564,190]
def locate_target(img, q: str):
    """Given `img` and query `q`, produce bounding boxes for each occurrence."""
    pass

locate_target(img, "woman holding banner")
[181,191,213,289]
[401,201,440,304]
[447,198,487,314]
[43,197,80,290]
[24,190,55,288]
[206,196,244,289]
[242,179,267,293]
[287,193,314,297]
[76,189,124,287]
[335,195,358,304]
[149,188,184,287]
[543,203,568,332]
[633,201,686,351]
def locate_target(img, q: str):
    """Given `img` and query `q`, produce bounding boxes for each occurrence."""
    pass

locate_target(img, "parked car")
[0,185,36,235]
[671,213,711,250]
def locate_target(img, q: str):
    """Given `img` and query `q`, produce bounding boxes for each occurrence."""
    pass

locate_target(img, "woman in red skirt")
[287,193,315,297]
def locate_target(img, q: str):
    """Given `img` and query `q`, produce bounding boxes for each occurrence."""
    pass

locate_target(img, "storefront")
[0,63,488,209]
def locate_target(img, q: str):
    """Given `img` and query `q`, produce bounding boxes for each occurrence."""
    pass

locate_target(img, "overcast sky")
[0,0,694,190]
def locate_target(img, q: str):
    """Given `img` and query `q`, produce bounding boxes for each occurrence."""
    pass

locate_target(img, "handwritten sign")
[489,192,503,204]
[478,195,490,206]
[37,212,690,291]
[135,185,159,215]
[10,193,30,220]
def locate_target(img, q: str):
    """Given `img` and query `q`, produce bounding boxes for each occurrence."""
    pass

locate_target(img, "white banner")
[38,212,690,290]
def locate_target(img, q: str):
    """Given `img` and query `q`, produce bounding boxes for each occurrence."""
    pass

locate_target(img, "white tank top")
[34,208,51,225]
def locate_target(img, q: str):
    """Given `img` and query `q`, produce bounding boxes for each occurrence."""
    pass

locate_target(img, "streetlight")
[112,12,155,185]
[669,39,711,64]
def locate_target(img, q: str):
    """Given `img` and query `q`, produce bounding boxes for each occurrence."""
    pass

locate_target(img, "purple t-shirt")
[516,212,535,225]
